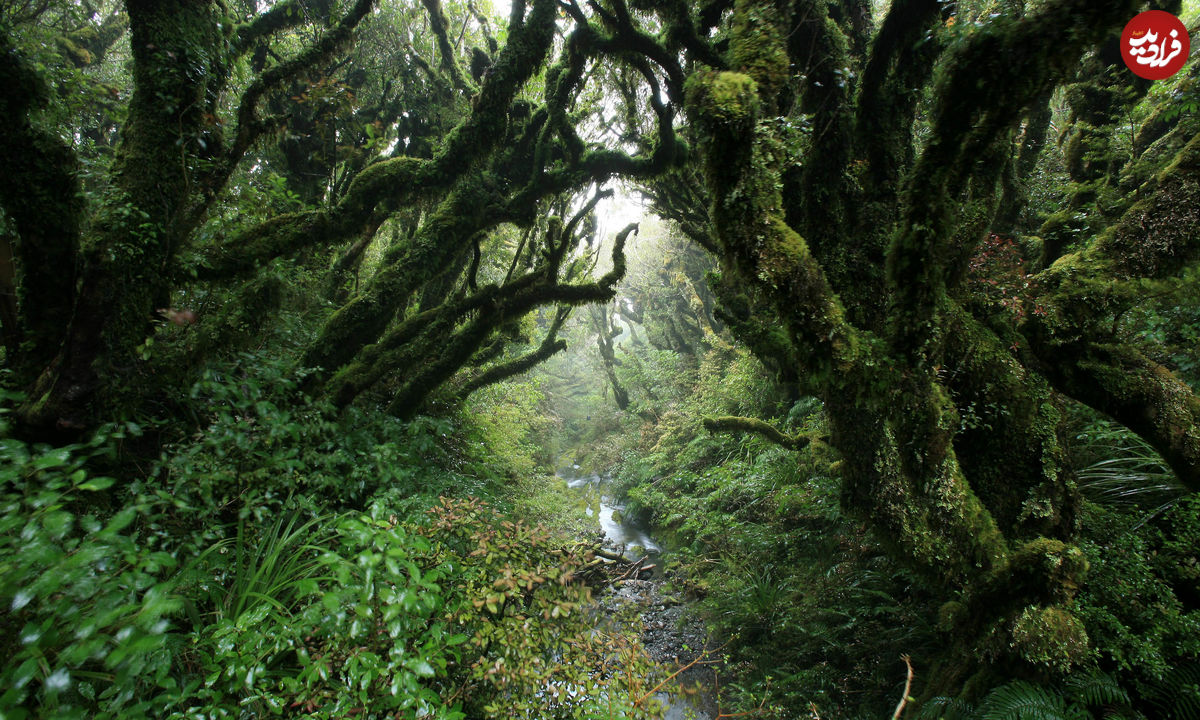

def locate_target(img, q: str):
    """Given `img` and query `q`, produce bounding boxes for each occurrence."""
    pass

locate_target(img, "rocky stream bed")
[561,470,721,720]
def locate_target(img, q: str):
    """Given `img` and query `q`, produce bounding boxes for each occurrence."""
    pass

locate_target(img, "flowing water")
[559,467,717,720]
[563,470,663,563]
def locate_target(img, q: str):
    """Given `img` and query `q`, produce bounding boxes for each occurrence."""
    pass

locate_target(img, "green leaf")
[102,506,138,535]
[77,476,116,492]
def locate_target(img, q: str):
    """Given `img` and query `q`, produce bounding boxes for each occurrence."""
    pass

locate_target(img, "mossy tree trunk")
[679,0,1188,698]
[0,34,83,384]
[591,303,630,410]
[18,0,229,429]
[6,0,375,432]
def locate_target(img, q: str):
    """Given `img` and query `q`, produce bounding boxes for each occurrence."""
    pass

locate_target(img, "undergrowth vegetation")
[536,303,1200,719]
[5,1,1200,718]
[0,332,660,719]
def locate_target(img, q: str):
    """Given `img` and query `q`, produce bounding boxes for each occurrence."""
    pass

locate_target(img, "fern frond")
[914,696,973,720]
[1144,661,1200,720]
[1064,670,1130,707]
[975,681,1089,720]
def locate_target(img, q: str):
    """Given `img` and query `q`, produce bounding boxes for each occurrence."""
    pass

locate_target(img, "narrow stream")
[564,469,662,564]
[558,467,717,720]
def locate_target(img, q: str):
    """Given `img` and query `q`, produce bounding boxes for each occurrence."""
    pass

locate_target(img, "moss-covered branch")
[232,0,317,56]
[854,0,941,195]
[995,92,1054,233]
[1037,30,1159,266]
[702,415,812,451]
[1023,135,1200,491]
[687,66,854,374]
[886,0,1139,361]
[59,10,128,67]
[591,303,629,410]
[184,0,377,238]
[325,222,635,411]
[301,0,560,376]
[301,0,686,381]
[1033,339,1200,491]
[785,0,855,258]
[452,308,571,402]
[383,224,635,418]
[1091,132,1200,280]
[943,302,1075,539]
[420,0,476,93]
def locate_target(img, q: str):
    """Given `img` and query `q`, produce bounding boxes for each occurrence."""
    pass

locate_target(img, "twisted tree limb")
[452,307,572,402]
[702,416,813,451]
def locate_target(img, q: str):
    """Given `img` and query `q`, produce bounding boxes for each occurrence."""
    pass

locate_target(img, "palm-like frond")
[974,681,1089,720]
[1063,670,1129,708]
[1144,661,1200,720]
[914,695,974,720]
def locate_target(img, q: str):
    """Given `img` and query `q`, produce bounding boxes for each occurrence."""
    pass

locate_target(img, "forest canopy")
[1,0,1199,717]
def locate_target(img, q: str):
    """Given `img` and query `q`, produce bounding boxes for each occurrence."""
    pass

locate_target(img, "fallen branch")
[594,547,628,563]
[569,541,657,587]
[615,555,646,582]
[635,641,726,708]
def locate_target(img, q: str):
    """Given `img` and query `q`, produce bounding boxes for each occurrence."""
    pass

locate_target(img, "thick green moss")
[730,0,787,102]
[942,304,1076,539]
[685,70,759,129]
[938,601,967,632]
[1010,605,1090,674]
[305,175,502,376]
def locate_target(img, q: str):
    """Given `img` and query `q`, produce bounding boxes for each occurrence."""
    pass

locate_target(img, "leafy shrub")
[173,506,461,719]
[1,350,663,719]
[159,353,501,522]
[420,496,662,719]
[916,671,1135,720]
[0,426,185,720]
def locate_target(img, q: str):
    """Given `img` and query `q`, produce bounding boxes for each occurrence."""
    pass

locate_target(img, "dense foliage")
[0,344,664,718]
[534,215,1200,717]
[2,0,1200,718]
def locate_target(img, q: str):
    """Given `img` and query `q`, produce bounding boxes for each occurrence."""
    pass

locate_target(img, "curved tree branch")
[886,0,1140,362]
[702,415,813,451]
[452,306,572,402]
[184,0,377,237]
